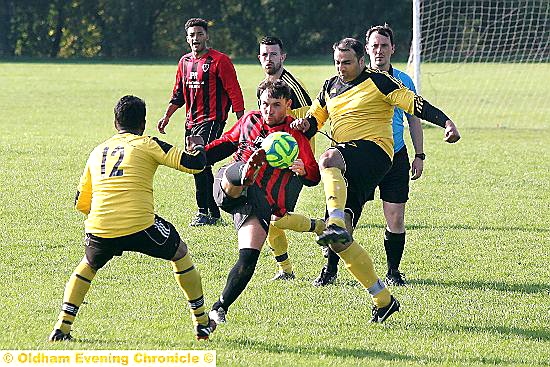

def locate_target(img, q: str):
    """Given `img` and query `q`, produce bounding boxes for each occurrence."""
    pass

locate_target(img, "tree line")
[0,0,413,60]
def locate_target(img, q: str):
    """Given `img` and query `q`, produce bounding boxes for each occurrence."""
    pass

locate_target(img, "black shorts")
[368,146,410,204]
[84,215,181,270]
[185,120,225,146]
[332,140,392,227]
[213,164,271,233]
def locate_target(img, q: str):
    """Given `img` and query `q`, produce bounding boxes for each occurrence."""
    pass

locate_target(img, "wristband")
[415,153,426,160]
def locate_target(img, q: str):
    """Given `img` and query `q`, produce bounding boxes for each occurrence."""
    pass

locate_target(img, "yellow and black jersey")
[257,69,313,118]
[308,67,419,158]
[75,133,205,238]
[280,69,312,118]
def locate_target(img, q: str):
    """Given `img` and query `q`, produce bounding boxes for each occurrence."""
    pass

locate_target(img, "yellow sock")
[338,241,391,308]
[267,224,292,273]
[321,167,347,228]
[54,260,96,334]
[273,213,326,235]
[273,213,309,232]
[313,219,327,235]
[172,253,208,326]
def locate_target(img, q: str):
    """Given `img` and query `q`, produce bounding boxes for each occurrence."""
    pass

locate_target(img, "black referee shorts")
[84,215,181,270]
[213,164,271,233]
[332,139,392,227]
[368,146,411,204]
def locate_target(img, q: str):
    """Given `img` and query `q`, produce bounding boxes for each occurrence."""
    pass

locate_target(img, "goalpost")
[408,0,550,128]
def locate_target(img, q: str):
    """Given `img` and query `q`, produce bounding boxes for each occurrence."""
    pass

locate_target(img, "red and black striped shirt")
[170,48,245,129]
[205,112,320,217]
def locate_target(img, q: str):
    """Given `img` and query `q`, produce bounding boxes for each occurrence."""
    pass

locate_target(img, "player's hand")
[411,157,424,180]
[186,135,205,151]
[444,120,461,143]
[290,118,310,133]
[157,116,170,134]
[290,159,306,176]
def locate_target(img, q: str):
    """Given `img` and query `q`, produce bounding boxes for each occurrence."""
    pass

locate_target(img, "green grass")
[0,61,549,367]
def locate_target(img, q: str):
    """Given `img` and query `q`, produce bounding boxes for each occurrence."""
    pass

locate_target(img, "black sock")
[194,169,210,215]
[384,229,405,272]
[204,167,220,218]
[326,247,340,273]
[215,248,260,311]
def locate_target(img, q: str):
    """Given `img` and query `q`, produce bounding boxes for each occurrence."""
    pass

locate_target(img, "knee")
[384,209,405,233]
[268,223,285,240]
[171,240,189,261]
[318,149,344,170]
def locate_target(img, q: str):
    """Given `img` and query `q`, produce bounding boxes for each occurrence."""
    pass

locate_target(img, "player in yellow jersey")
[292,38,460,322]
[49,95,217,341]
[257,36,325,281]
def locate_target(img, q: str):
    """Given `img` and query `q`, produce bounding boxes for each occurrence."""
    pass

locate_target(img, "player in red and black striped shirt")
[204,80,320,325]
[158,18,245,227]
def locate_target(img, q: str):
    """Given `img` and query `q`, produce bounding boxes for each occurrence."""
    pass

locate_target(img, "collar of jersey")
[329,68,370,98]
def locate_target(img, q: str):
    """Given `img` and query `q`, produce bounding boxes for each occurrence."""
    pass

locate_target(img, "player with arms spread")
[49,95,216,341]
[316,25,444,287]
[292,38,460,322]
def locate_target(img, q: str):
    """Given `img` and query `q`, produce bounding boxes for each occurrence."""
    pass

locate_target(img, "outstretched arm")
[412,95,460,143]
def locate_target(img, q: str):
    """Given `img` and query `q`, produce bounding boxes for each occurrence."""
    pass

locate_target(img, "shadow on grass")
[408,321,550,343]
[456,324,550,342]
[222,336,549,366]
[223,337,414,362]
[409,278,550,295]
[355,222,549,233]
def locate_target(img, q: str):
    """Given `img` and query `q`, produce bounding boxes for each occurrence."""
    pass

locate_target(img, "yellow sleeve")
[75,161,92,215]
[149,137,206,174]
[307,97,329,129]
[384,86,416,116]
[290,105,311,119]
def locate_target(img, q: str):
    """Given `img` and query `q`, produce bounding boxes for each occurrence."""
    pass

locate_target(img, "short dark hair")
[257,79,291,100]
[366,24,395,45]
[185,18,208,32]
[260,36,284,53]
[333,38,365,59]
[114,95,146,130]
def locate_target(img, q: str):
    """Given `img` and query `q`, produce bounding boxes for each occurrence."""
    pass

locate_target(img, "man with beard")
[256,36,325,281]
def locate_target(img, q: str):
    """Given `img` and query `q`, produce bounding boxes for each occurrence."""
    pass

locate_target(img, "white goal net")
[409,0,550,128]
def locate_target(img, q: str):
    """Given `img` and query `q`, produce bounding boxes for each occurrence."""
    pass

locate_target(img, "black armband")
[205,141,237,165]
[299,176,318,187]
[180,149,206,170]
[304,116,318,139]
[414,96,449,128]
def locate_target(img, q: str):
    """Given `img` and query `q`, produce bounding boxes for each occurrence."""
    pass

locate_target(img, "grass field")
[0,61,549,367]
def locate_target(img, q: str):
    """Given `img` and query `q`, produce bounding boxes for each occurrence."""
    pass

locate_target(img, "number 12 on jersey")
[101,146,125,177]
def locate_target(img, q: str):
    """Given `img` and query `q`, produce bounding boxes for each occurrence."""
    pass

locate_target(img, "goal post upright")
[412,0,422,94]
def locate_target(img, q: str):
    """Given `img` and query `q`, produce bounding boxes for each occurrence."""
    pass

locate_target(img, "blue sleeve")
[397,72,416,118]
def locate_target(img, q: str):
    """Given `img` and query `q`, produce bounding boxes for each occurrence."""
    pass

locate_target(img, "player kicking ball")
[203,79,320,324]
